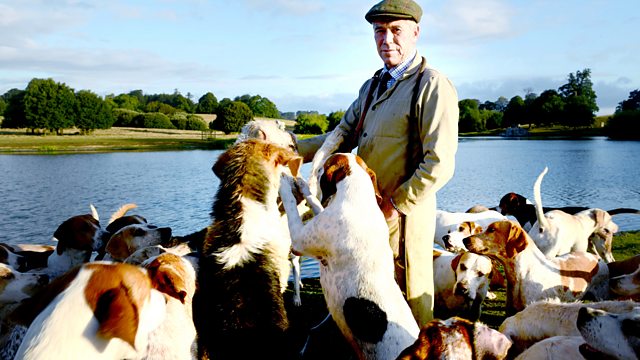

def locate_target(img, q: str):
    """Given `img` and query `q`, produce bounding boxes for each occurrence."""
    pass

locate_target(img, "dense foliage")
[606,90,640,139]
[235,94,280,118]
[295,113,328,134]
[211,101,253,134]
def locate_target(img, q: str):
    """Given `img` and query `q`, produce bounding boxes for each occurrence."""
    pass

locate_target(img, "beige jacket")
[298,54,459,325]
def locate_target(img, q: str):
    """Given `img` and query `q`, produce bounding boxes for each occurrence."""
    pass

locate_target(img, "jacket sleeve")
[392,72,459,215]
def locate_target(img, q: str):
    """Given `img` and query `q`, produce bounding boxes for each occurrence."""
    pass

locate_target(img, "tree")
[503,96,526,128]
[196,92,218,114]
[212,101,253,134]
[531,90,564,126]
[145,101,178,115]
[235,94,280,118]
[112,93,141,110]
[605,110,640,139]
[1,89,27,128]
[23,78,76,134]
[481,110,503,130]
[494,96,509,112]
[294,113,328,134]
[458,99,483,132]
[558,69,598,127]
[327,110,345,131]
[616,89,640,112]
[74,90,114,134]
[0,97,6,116]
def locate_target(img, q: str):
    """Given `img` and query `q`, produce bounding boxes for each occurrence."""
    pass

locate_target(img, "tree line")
[0,78,281,135]
[1,68,638,138]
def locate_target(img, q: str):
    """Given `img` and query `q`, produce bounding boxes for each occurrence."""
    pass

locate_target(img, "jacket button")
[363,132,367,138]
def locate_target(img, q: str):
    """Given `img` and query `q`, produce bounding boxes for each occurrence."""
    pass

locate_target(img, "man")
[299,0,458,326]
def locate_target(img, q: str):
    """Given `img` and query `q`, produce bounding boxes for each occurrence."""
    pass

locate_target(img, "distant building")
[501,126,529,137]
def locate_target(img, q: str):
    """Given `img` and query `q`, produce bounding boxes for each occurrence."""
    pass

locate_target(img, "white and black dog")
[193,139,302,360]
[279,153,419,360]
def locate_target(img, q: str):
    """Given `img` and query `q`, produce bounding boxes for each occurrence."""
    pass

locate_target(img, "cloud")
[424,0,516,44]
[241,0,325,17]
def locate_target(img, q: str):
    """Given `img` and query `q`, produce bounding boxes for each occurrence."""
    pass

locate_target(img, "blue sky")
[1,0,638,115]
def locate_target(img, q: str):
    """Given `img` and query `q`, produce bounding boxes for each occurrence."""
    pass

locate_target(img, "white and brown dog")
[193,139,301,359]
[499,299,639,356]
[142,252,198,360]
[396,317,512,360]
[528,167,619,262]
[464,220,610,315]
[104,223,173,262]
[433,249,493,321]
[435,209,511,252]
[279,153,419,360]
[14,262,166,360]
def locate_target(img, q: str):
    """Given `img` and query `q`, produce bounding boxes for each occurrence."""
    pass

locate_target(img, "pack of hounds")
[1,119,639,359]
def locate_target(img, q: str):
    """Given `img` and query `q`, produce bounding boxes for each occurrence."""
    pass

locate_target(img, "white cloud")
[424,0,516,44]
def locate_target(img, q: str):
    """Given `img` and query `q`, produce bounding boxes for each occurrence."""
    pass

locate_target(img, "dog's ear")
[94,286,139,348]
[355,155,382,205]
[320,154,350,204]
[212,149,232,179]
[145,255,188,304]
[105,231,132,261]
[451,254,463,273]
[591,209,607,227]
[287,156,303,178]
[366,168,383,206]
[506,222,527,258]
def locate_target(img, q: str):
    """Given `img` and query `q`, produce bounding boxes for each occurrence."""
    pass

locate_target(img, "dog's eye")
[459,264,467,271]
[477,271,485,277]
[134,228,146,236]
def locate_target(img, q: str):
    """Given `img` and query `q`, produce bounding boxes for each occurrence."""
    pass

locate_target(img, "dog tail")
[90,204,99,221]
[533,167,549,231]
[607,208,640,215]
[109,203,138,224]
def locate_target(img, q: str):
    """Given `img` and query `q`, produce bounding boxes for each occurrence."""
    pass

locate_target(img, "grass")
[283,230,640,355]
[0,127,237,154]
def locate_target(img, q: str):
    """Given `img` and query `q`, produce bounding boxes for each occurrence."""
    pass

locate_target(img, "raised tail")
[533,167,549,232]
[108,203,138,224]
[90,204,99,221]
[607,208,640,215]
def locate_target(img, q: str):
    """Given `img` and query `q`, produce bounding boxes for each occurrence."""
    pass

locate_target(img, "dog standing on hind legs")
[279,153,419,360]
[193,139,302,360]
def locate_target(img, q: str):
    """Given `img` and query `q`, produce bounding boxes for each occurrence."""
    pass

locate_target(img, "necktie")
[377,72,392,98]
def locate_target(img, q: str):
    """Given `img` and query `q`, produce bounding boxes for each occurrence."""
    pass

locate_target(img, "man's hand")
[380,196,400,221]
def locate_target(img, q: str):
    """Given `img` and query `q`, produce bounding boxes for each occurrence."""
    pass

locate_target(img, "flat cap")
[365,0,423,23]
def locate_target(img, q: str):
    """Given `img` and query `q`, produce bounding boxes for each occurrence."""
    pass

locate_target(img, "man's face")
[373,19,419,68]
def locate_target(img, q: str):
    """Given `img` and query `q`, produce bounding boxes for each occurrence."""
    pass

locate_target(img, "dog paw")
[293,295,302,307]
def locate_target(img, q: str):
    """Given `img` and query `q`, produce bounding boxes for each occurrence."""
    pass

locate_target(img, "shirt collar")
[381,50,418,81]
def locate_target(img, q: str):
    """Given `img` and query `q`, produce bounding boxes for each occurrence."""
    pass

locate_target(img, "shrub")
[605,110,640,139]
[113,108,140,127]
[212,101,253,134]
[132,112,175,129]
[294,113,328,134]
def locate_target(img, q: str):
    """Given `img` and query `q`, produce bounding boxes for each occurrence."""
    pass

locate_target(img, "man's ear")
[288,156,303,177]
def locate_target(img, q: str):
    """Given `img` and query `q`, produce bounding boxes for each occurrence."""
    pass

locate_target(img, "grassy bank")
[284,230,640,354]
[0,127,236,153]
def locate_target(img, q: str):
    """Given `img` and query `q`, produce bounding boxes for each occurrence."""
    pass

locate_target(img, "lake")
[1,136,639,278]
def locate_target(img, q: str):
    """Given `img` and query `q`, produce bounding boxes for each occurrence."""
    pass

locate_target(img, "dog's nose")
[455,282,469,297]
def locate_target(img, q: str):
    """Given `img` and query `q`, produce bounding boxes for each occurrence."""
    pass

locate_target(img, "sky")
[1,0,638,116]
